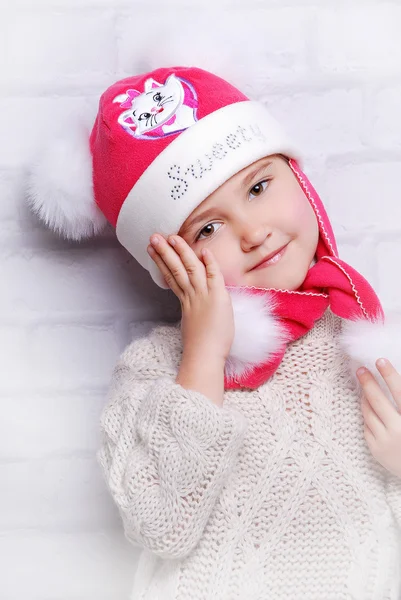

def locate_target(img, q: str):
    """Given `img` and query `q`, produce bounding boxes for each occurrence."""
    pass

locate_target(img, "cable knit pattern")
[97,333,248,560]
[97,309,401,600]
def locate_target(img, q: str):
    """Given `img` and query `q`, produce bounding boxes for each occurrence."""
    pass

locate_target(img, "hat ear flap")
[26,116,107,241]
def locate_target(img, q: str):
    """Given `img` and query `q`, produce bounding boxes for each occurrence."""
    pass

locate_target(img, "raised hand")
[147,234,235,362]
[357,358,401,479]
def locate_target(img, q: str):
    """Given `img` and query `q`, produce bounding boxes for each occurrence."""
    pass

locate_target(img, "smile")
[250,244,288,271]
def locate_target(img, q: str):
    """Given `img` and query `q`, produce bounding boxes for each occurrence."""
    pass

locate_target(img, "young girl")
[27,66,401,599]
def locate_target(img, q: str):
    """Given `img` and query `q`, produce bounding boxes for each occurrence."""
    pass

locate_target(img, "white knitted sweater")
[97,309,401,600]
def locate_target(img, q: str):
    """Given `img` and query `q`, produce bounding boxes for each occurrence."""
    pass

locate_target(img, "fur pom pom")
[26,116,107,241]
[225,288,287,380]
[339,314,401,407]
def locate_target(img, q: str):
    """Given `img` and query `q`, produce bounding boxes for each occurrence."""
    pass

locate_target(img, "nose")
[151,107,164,113]
[240,221,272,252]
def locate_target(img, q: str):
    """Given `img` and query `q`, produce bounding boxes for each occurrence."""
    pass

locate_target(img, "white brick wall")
[2,1,401,598]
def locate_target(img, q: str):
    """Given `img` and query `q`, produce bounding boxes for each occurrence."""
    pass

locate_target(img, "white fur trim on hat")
[26,119,107,241]
[224,288,288,381]
[115,100,301,290]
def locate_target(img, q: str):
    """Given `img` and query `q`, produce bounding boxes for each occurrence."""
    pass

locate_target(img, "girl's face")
[177,154,319,290]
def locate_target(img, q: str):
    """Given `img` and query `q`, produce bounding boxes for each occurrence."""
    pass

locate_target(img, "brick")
[0,457,118,531]
[0,169,26,224]
[316,5,401,73]
[118,6,313,84]
[370,85,401,151]
[320,160,401,230]
[377,241,401,310]
[0,323,118,392]
[0,326,29,390]
[0,248,147,314]
[28,323,119,389]
[0,392,104,459]
[0,530,138,600]
[336,241,378,289]
[1,10,116,89]
[265,89,364,157]
[0,96,91,168]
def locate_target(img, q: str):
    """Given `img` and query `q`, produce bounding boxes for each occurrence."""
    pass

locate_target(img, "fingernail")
[377,358,387,367]
[357,367,367,376]
[150,236,159,245]
[169,237,176,246]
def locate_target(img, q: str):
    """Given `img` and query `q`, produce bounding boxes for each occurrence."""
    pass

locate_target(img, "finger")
[150,235,191,292]
[360,393,386,439]
[201,248,225,289]
[363,422,377,449]
[375,358,401,413]
[357,367,394,427]
[168,235,207,293]
[147,245,182,297]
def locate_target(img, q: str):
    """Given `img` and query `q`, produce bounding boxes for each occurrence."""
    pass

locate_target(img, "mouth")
[249,243,289,271]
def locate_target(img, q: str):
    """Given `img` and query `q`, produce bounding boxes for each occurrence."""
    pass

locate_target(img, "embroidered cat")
[112,74,199,140]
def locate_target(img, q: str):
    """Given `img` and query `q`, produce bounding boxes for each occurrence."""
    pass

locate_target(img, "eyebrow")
[179,159,273,236]
[241,159,273,190]
[179,207,218,236]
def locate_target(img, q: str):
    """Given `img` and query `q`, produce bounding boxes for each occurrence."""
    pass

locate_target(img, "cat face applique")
[112,73,199,140]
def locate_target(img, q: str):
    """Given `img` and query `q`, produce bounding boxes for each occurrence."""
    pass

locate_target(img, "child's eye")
[195,222,222,242]
[249,179,269,200]
[194,180,270,242]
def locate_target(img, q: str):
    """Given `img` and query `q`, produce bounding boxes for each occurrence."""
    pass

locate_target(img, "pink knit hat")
[27,65,301,288]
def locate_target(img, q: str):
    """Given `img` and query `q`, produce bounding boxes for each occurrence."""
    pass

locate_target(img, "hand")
[357,358,401,479]
[147,234,235,361]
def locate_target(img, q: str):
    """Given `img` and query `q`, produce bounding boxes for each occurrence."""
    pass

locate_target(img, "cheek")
[206,244,243,286]
[223,272,243,286]
[192,243,240,286]
[287,191,318,237]
[220,262,244,286]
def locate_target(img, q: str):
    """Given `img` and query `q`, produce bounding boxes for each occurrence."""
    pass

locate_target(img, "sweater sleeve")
[96,328,248,560]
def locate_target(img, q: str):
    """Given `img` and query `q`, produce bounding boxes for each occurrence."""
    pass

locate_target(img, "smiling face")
[177,154,319,290]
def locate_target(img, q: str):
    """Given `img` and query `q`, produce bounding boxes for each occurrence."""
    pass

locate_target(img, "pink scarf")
[223,159,385,390]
